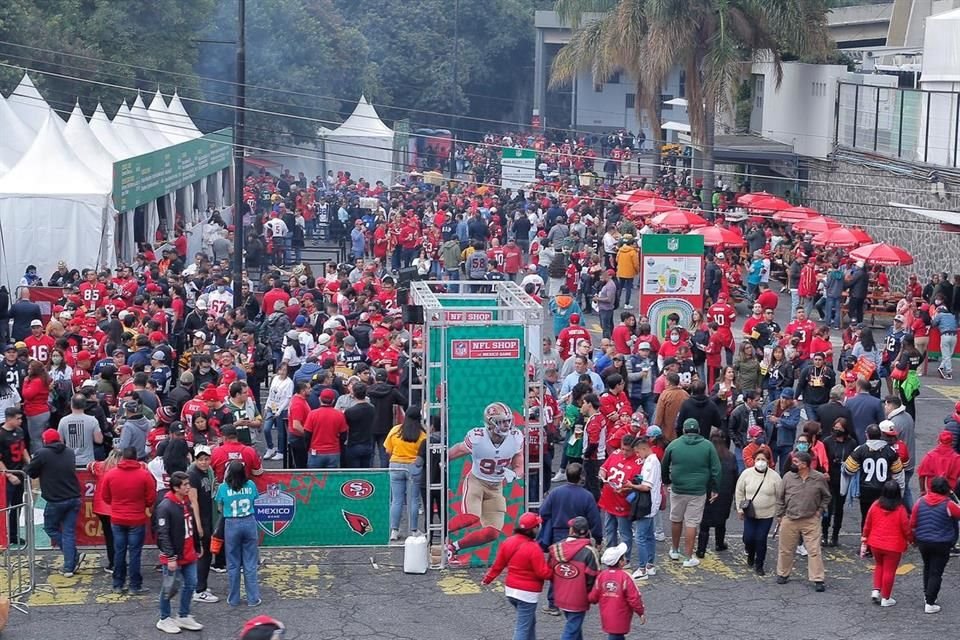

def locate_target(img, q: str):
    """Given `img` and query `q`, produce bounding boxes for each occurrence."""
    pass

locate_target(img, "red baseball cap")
[569,313,580,324]
[149,331,165,343]
[76,350,92,362]
[118,365,133,375]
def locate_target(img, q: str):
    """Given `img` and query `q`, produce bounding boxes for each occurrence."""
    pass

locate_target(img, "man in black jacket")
[816,386,855,442]
[367,369,408,467]
[727,391,763,471]
[676,380,724,439]
[25,429,83,576]
[156,471,204,634]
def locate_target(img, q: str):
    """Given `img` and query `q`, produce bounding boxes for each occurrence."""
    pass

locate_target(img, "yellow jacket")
[616,244,640,278]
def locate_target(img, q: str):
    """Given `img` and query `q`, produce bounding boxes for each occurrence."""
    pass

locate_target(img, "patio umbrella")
[747,195,793,212]
[812,227,873,248]
[792,215,841,234]
[688,225,746,247]
[849,242,914,266]
[628,197,676,217]
[737,191,777,206]
[650,210,708,230]
[614,189,656,206]
[773,206,820,222]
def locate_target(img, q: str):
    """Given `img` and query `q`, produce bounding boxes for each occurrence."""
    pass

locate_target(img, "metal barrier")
[0,471,53,614]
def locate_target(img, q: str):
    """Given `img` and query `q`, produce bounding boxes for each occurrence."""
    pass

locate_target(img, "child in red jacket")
[862,480,912,607]
[589,542,646,638]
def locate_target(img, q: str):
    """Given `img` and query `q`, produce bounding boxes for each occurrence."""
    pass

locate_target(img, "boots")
[696,530,709,558]
[746,547,755,568]
[831,531,840,548]
[755,561,766,576]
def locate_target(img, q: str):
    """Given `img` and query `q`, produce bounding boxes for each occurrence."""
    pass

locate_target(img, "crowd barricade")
[0,471,53,615]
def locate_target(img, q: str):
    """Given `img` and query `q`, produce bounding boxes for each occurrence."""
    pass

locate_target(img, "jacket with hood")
[25,442,81,502]
[549,294,582,336]
[102,459,157,526]
[548,537,600,613]
[917,440,960,490]
[676,394,724,439]
[662,432,722,496]
[615,244,640,279]
[118,415,151,460]
[261,311,292,351]
[945,414,960,455]
[367,381,409,437]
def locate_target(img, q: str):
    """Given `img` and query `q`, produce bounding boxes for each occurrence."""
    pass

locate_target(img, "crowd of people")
[0,128,959,638]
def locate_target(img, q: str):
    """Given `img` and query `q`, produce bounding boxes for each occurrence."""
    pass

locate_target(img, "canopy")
[650,210,708,230]
[167,92,203,138]
[773,206,819,222]
[812,227,872,248]
[688,225,745,247]
[112,101,156,157]
[737,191,777,207]
[747,195,792,212]
[849,242,914,266]
[0,95,35,174]
[90,103,134,160]
[627,197,676,217]
[5,73,51,133]
[323,95,395,186]
[130,94,175,149]
[63,103,118,182]
[148,90,193,145]
[614,189,655,206]
[792,215,841,234]
[0,112,115,290]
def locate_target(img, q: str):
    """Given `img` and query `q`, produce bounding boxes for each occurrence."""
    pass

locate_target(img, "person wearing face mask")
[656,330,684,371]
[735,449,782,576]
[821,418,857,547]
[775,450,831,592]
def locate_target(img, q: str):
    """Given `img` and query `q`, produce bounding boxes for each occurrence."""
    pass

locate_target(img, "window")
[679,70,686,98]
[661,94,673,111]
[594,82,604,93]
[754,75,764,109]
[626,93,636,109]
[608,71,621,84]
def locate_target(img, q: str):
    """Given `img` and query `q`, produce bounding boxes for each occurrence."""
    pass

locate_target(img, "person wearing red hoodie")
[589,542,646,639]
[548,516,600,640]
[481,512,552,640]
[102,446,157,593]
[862,480,912,607]
[917,431,960,494]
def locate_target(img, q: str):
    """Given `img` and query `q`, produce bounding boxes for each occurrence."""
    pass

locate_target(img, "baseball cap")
[645,425,662,438]
[569,313,580,324]
[879,420,898,436]
[118,365,133,376]
[168,422,186,436]
[193,330,206,340]
[80,378,97,389]
[605,269,615,276]
[637,341,651,351]
[954,400,960,416]
[568,516,590,537]
[76,350,92,361]
[527,264,537,272]
[780,388,795,400]
[600,542,628,566]
[320,389,336,405]
[193,445,212,458]
[149,331,166,342]
[517,512,542,530]
[42,429,61,445]
[240,616,285,640]
[30,319,42,327]
[748,425,763,438]
[682,418,700,434]
[151,351,166,362]
[893,314,904,322]
[2,344,14,352]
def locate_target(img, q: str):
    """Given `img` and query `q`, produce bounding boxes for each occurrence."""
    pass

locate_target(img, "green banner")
[112,128,233,211]
[253,470,391,547]
[640,233,704,254]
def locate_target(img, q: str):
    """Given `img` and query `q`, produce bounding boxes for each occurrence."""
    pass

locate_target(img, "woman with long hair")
[862,480,911,607]
[215,460,261,607]
[763,345,794,401]
[892,335,923,422]
[733,342,761,394]
[281,330,304,378]
[189,412,219,448]
[263,363,293,461]
[912,306,932,376]
[88,448,122,573]
[22,360,51,454]
[822,418,857,547]
[696,429,738,558]
[385,406,426,541]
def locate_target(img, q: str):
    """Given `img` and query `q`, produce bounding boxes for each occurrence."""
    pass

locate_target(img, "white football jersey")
[464,427,524,482]
[207,290,234,317]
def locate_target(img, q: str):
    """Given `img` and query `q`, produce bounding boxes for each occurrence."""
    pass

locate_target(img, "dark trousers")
[98,514,115,569]
[584,458,601,500]
[697,522,726,554]
[343,442,374,468]
[743,517,774,568]
[196,532,212,593]
[822,483,844,541]
[6,480,24,544]
[288,434,308,469]
[849,297,865,324]
[918,541,953,605]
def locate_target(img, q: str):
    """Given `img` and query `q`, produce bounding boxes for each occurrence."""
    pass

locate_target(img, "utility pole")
[232,0,247,308]
[449,0,459,179]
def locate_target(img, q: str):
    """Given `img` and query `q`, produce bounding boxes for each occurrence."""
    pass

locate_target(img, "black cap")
[4,407,22,418]
[220,424,238,437]
[374,368,388,382]
[168,421,186,435]
[568,516,590,537]
[661,357,678,368]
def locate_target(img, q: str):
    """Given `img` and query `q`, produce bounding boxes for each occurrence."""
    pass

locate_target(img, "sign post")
[639,234,705,337]
[500,148,536,189]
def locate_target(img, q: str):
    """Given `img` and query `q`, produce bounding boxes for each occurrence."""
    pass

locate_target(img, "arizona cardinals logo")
[342,510,373,536]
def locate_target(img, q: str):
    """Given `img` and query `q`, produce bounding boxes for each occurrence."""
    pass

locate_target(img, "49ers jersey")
[464,427,524,483]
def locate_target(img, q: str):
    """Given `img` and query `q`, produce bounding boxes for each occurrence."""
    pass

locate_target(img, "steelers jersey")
[844,443,903,493]
[464,427,524,483]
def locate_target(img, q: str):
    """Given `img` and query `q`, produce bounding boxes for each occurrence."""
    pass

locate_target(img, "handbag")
[890,363,908,382]
[630,489,653,521]
[738,471,766,519]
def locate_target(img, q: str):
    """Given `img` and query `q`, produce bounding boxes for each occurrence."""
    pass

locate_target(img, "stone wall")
[803,154,960,286]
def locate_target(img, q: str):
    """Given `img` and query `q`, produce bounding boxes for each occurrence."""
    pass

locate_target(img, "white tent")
[90,103,133,160]
[0,95,35,175]
[6,73,52,133]
[112,101,155,157]
[323,95,395,186]
[167,93,203,138]
[0,113,115,290]
[148,90,192,145]
[130,94,175,148]
[917,8,960,165]
[64,103,118,182]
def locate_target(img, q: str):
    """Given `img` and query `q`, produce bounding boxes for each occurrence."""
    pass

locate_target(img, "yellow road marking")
[896,563,916,576]
[438,572,482,596]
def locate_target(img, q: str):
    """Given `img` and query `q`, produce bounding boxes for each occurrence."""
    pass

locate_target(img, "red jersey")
[785,319,816,359]
[23,334,55,365]
[303,407,348,455]
[400,221,420,250]
[742,316,763,339]
[707,303,737,337]
[487,247,506,269]
[377,290,398,311]
[565,263,580,295]
[210,440,262,482]
[598,451,641,517]
[79,282,108,309]
[503,245,522,275]
[372,226,388,258]
[180,399,209,429]
[557,326,592,360]
[157,494,198,567]
[599,391,629,431]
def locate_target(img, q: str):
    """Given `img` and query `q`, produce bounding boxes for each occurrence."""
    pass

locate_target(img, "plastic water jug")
[403,535,429,574]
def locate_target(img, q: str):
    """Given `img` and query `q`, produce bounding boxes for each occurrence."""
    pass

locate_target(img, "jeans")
[789,289,799,319]
[444,269,460,293]
[288,435,307,469]
[262,407,286,450]
[6,479,24,543]
[633,516,656,568]
[43,497,80,572]
[743,516,774,568]
[307,453,341,469]
[616,277,634,308]
[903,469,915,512]
[507,597,538,640]
[825,296,841,328]
[112,524,146,589]
[774,445,793,477]
[631,393,656,421]
[604,513,633,561]
[26,411,49,455]
[918,541,953,605]
[159,561,197,620]
[940,333,957,374]
[560,610,586,640]
[389,461,422,531]
[374,434,390,468]
[599,309,614,338]
[343,442,374,468]
[225,515,261,606]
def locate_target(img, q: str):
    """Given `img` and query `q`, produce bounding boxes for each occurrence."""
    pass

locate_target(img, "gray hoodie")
[118,415,151,460]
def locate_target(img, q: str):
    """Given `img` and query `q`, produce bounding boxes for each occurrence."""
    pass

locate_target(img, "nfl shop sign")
[444,311,494,322]
[451,339,521,360]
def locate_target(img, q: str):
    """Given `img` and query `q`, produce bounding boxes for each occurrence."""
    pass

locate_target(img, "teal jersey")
[215,480,259,518]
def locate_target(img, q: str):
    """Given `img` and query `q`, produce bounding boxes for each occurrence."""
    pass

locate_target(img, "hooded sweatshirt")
[549,295,581,336]
[676,394,724,439]
[118,415,151,460]
[367,382,409,437]
[25,442,81,502]
[102,459,157,526]
[918,442,960,490]
[661,432,721,496]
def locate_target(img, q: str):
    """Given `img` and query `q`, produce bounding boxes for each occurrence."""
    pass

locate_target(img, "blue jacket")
[763,401,801,448]
[913,495,959,545]
[537,483,603,548]
[846,392,885,444]
[931,311,958,334]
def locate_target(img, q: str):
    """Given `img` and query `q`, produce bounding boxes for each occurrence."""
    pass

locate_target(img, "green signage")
[112,127,233,211]
[640,233,705,254]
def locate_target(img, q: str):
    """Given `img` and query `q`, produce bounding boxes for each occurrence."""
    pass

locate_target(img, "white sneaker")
[871,589,881,604]
[192,590,219,603]
[880,597,896,607]
[631,567,648,580]
[389,529,400,541]
[682,557,700,568]
[925,603,941,614]
[174,615,204,631]
[668,548,681,561]
[156,618,182,634]
[551,471,566,482]
[654,532,666,542]
[645,565,656,576]
[264,448,277,460]
[270,451,284,460]
[623,304,633,310]
[796,544,808,557]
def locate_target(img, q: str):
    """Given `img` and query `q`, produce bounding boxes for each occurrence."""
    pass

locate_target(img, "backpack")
[548,252,569,279]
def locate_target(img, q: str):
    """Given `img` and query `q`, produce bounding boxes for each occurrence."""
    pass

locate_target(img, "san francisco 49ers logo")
[555,563,580,578]
[340,479,376,499]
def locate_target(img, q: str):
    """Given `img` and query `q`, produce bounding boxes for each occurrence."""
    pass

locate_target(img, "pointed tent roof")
[0,94,35,174]
[64,102,117,182]
[6,73,53,133]
[147,90,192,145]
[0,111,109,196]
[325,95,394,138]
[112,101,155,157]
[167,92,202,138]
[90,103,133,160]
[130,93,175,148]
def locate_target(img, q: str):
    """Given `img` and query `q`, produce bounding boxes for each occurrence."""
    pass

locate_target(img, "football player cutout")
[445,402,525,566]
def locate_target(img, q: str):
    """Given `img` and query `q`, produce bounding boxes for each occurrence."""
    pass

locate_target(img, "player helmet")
[484,402,514,435]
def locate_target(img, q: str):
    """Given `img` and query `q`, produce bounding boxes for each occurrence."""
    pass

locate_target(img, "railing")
[0,471,54,614]
[836,82,960,168]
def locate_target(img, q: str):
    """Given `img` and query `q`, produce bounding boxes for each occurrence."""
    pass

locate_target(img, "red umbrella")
[737,191,777,206]
[650,210,709,230]
[688,225,746,247]
[747,195,792,213]
[812,227,873,248]
[849,242,914,266]
[793,215,841,234]
[628,197,676,217]
[614,189,656,206]
[773,206,820,222]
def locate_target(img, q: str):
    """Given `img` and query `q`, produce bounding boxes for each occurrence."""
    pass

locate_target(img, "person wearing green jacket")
[661,418,722,568]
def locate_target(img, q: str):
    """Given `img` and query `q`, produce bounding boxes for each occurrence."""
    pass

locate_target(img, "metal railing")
[1,472,54,614]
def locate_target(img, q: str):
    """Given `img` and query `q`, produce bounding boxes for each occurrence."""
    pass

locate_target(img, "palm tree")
[551,0,832,179]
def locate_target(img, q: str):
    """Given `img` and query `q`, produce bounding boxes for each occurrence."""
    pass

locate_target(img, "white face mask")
[754,460,768,472]
[670,334,679,343]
